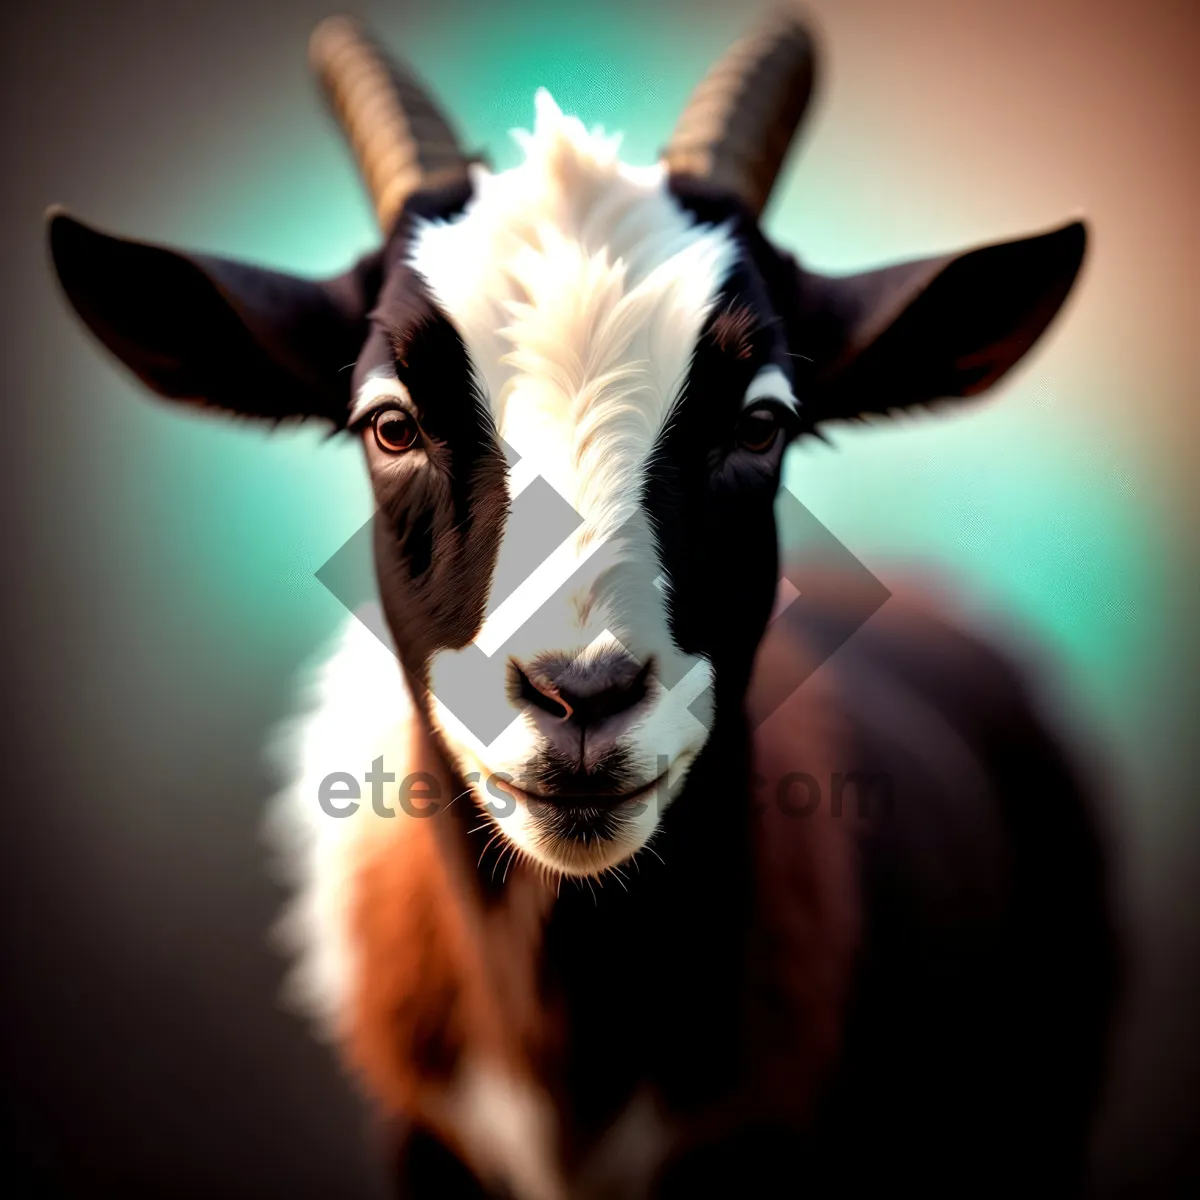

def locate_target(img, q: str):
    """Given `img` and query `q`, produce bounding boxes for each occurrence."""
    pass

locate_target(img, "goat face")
[347,98,810,877]
[46,12,1089,879]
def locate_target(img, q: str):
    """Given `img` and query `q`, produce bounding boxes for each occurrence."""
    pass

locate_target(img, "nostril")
[568,656,654,724]
[510,662,574,721]
[509,654,656,727]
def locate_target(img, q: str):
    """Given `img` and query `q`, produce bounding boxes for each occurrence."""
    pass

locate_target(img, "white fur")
[744,364,799,412]
[439,1062,666,1200]
[409,92,734,872]
[347,370,412,424]
[263,609,421,1040]
[439,1061,563,1200]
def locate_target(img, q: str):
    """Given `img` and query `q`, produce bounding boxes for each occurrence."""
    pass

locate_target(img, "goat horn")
[310,15,473,233]
[663,7,817,217]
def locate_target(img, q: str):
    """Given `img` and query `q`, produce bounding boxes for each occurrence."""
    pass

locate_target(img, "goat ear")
[47,208,381,427]
[787,220,1087,423]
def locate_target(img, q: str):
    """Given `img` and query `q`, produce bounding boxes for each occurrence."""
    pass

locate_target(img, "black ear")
[785,220,1087,423]
[47,209,381,427]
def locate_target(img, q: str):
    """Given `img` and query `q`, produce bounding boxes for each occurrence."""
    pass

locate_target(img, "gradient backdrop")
[3,0,1197,1195]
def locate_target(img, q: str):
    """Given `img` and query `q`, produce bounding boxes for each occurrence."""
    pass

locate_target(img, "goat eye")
[737,407,780,453]
[373,408,419,453]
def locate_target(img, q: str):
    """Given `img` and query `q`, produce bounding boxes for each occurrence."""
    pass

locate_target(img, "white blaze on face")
[408,92,735,867]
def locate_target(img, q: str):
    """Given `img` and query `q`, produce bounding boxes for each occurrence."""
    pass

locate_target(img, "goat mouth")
[523,774,666,847]
[476,764,686,877]
[489,773,667,846]
[537,803,623,845]
[512,772,665,811]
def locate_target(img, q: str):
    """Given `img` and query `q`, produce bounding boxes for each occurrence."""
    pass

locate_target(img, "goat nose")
[510,651,654,728]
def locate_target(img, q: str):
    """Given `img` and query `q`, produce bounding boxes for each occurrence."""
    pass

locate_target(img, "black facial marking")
[667,177,827,391]
[354,261,509,690]
[643,211,804,707]
[407,506,435,579]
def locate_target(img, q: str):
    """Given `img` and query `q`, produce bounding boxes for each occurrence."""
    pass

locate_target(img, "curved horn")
[310,15,473,233]
[663,7,817,217]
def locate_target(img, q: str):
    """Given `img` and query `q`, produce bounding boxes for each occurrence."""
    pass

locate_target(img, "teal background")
[3,0,1196,1194]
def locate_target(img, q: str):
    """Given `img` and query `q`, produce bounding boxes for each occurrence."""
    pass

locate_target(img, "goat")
[47,9,1115,1197]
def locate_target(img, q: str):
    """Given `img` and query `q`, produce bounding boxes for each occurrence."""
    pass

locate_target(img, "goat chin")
[444,741,702,880]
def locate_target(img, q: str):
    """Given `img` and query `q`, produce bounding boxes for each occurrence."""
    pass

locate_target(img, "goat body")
[269,574,1112,1198]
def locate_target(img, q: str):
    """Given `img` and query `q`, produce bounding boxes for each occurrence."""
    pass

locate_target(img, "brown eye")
[737,407,781,453]
[373,408,419,454]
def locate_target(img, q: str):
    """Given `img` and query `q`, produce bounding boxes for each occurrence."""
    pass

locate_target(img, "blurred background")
[2,0,1196,1194]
